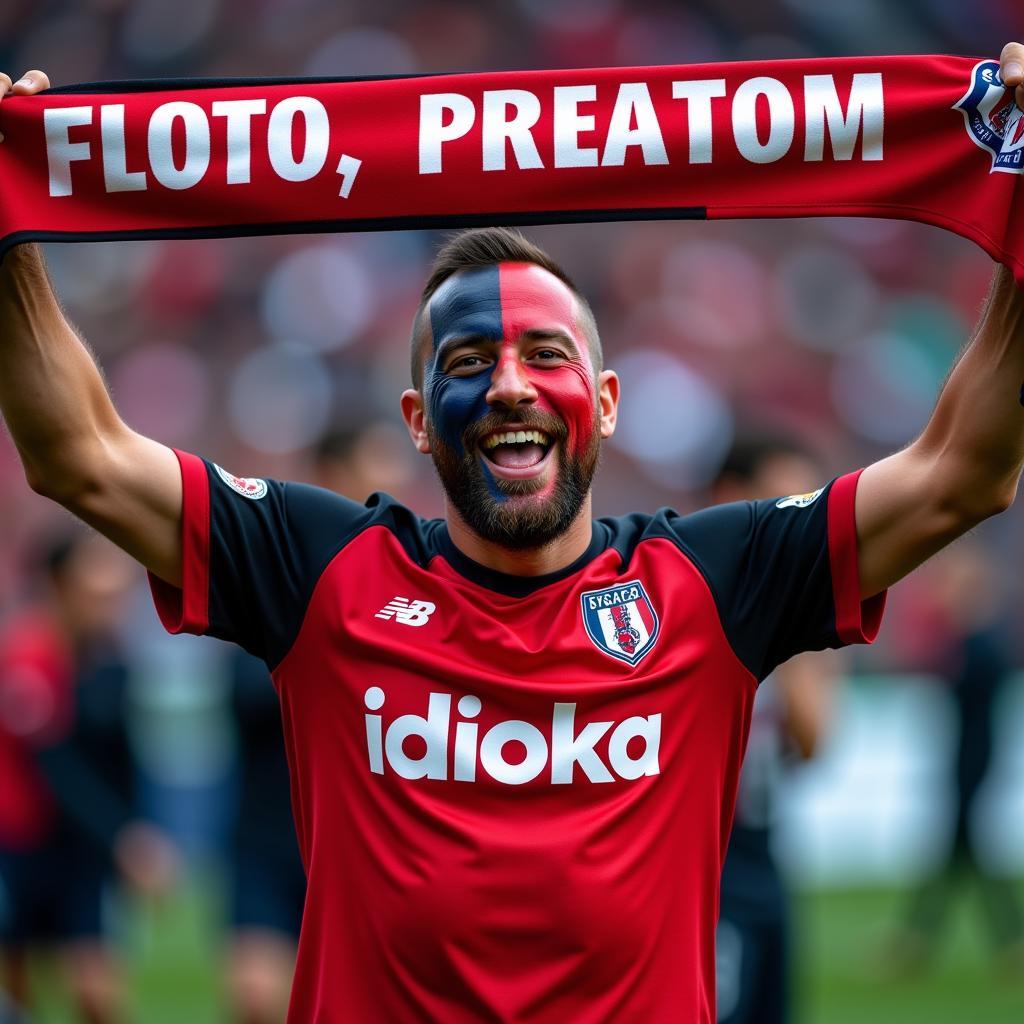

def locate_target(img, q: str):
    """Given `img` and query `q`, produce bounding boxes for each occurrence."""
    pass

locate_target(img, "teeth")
[482,429,551,450]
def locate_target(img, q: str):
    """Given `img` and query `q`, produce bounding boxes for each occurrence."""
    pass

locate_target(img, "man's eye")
[449,354,488,371]
[531,349,565,362]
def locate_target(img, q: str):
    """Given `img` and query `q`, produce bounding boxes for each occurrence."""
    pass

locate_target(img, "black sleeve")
[149,452,392,669]
[666,472,883,681]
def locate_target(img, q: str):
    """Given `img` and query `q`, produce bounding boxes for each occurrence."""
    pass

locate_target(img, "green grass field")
[796,885,1024,1024]
[20,877,1024,1023]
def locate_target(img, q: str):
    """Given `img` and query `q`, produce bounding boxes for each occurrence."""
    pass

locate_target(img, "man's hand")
[114,820,181,899]
[1001,42,1024,111]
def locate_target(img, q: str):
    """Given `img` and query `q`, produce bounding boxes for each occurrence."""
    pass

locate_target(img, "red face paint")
[496,262,597,460]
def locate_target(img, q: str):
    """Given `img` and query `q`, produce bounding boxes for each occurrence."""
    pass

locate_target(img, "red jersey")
[151,452,884,1023]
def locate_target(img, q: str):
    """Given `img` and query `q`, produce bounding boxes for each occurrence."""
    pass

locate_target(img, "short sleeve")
[668,469,885,681]
[148,450,382,668]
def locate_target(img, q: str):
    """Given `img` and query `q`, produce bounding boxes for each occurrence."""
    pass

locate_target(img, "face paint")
[424,264,503,456]
[423,263,597,459]
[421,262,602,549]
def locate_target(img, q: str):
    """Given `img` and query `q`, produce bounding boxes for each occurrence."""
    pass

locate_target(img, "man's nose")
[485,354,538,408]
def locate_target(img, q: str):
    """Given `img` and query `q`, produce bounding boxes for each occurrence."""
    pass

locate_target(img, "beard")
[428,410,601,551]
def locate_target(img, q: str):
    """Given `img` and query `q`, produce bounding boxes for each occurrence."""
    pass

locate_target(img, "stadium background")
[1,0,1023,1021]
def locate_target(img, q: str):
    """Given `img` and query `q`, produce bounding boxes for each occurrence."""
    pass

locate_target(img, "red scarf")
[1,56,1021,281]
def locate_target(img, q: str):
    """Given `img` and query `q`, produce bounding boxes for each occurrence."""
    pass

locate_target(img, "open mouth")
[479,428,555,477]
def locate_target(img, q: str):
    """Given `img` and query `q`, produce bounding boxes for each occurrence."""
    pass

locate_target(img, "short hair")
[28,528,85,588]
[40,532,79,583]
[716,432,817,485]
[313,428,361,466]
[410,227,601,389]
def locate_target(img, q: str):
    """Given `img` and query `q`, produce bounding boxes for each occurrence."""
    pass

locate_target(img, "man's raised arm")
[855,43,1024,598]
[0,71,184,586]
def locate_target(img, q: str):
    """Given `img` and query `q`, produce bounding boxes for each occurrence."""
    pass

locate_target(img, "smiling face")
[404,261,614,550]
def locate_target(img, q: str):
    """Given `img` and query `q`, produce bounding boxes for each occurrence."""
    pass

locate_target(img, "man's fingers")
[0,69,49,103]
[1001,41,1024,85]
[11,70,49,94]
[999,43,1024,112]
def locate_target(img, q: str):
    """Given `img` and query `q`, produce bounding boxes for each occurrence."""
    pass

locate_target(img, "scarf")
[1,55,1021,281]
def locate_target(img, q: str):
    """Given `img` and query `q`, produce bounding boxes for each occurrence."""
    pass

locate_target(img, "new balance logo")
[375,597,436,626]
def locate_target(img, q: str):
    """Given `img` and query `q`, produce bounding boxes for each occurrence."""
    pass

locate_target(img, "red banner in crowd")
[0,56,1022,280]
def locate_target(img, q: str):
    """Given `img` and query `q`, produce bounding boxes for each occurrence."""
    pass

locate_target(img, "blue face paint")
[424,265,503,456]
[421,262,598,512]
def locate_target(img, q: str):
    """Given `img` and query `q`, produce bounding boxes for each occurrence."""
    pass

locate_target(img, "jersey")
[149,452,885,1024]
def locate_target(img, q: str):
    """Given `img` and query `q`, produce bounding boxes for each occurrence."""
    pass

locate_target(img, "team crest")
[214,463,268,500]
[955,60,1024,173]
[580,580,659,667]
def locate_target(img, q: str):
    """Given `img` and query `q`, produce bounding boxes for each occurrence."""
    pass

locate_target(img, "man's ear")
[598,370,619,440]
[400,389,432,454]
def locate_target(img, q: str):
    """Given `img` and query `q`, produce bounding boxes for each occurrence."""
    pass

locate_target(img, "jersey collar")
[435,520,611,597]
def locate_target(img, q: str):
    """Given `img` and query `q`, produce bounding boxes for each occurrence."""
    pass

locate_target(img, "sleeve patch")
[213,463,268,500]
[775,487,824,509]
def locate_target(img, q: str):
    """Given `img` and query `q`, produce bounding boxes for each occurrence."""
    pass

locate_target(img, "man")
[225,645,305,1024]
[884,541,1024,973]
[711,436,840,1024]
[2,45,1024,1021]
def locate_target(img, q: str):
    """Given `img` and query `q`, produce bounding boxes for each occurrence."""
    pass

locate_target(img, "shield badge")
[580,579,660,667]
[954,59,1024,174]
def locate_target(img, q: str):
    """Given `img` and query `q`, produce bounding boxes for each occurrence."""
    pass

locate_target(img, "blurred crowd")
[1,0,1023,596]
[1,0,1023,1021]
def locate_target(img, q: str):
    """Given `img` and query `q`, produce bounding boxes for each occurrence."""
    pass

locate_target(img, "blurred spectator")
[711,435,841,1024]
[225,647,304,1024]
[309,424,419,503]
[883,541,1024,974]
[224,428,411,1024]
[0,531,178,1022]
[0,3,1019,603]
